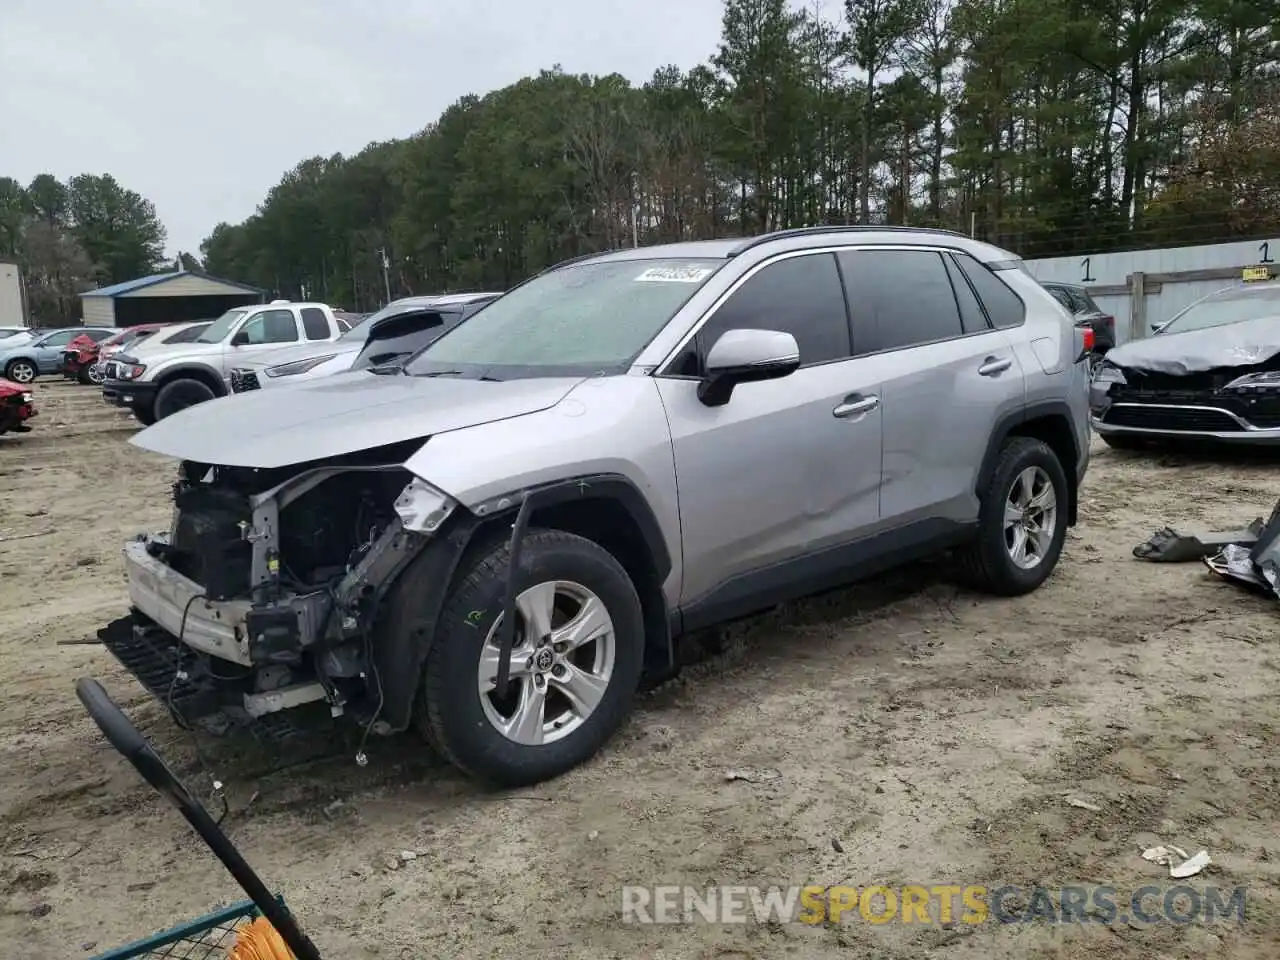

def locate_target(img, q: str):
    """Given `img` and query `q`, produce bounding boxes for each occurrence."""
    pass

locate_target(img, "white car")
[228,292,501,392]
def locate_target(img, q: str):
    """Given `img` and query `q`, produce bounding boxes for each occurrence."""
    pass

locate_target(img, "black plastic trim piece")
[678,518,975,635]
[374,511,483,733]
[474,473,673,581]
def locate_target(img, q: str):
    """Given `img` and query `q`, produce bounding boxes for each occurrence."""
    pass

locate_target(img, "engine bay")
[130,441,445,730]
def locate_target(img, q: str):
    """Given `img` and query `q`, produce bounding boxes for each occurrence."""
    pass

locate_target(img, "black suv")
[1041,281,1116,355]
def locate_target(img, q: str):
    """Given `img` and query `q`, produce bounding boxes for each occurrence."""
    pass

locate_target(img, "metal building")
[80,270,265,327]
[0,259,26,327]
[1025,237,1278,344]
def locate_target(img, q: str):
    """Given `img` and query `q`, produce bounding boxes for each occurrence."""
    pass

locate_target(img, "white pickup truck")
[101,301,344,424]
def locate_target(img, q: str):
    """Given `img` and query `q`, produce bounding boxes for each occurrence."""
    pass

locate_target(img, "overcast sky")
[2,0,727,261]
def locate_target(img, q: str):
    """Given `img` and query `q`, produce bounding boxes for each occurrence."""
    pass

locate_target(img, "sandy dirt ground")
[1,380,1278,959]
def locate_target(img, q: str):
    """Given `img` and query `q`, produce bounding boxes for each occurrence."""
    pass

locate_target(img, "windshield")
[405,259,723,378]
[197,308,249,343]
[1161,284,1280,335]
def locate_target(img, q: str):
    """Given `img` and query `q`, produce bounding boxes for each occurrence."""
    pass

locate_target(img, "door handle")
[833,395,879,418]
[978,356,1012,376]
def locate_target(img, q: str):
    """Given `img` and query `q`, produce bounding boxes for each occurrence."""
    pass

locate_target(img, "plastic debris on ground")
[1142,845,1212,878]
[1135,498,1280,603]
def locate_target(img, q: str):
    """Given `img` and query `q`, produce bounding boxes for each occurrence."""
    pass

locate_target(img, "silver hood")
[130,371,588,468]
[1107,314,1280,376]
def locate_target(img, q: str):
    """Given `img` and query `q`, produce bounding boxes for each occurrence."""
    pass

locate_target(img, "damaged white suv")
[101,228,1089,786]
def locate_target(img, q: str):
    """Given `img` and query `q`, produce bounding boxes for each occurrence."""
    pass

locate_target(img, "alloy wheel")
[476,580,616,746]
[7,361,35,384]
[1003,466,1058,570]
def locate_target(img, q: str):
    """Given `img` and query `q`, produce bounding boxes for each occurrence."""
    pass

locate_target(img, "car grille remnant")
[1103,405,1244,432]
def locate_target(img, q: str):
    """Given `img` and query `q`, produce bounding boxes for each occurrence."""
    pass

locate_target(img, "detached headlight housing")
[21,392,32,403]
[1223,371,1280,392]
[1092,363,1126,386]
[394,478,456,534]
[265,354,338,378]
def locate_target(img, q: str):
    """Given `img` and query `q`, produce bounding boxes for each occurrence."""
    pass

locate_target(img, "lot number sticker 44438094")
[634,266,714,283]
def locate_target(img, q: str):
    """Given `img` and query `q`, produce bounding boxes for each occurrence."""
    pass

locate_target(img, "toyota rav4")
[97,227,1090,787]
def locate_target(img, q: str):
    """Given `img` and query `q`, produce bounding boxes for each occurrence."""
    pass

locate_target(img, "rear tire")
[416,528,645,787]
[957,436,1068,596]
[154,378,215,420]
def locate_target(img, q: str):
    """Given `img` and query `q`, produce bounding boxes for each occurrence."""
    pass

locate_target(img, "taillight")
[1081,328,1095,352]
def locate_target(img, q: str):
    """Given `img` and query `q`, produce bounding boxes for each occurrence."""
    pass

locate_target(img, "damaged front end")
[1091,359,1280,437]
[100,441,460,739]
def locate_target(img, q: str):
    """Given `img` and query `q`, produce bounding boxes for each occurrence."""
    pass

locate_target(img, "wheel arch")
[154,364,227,397]
[977,402,1081,526]
[372,473,676,734]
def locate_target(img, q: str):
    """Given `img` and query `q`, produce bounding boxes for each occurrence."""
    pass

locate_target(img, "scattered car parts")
[1138,496,1280,601]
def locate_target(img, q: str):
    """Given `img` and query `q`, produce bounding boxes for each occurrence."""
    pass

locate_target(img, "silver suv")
[98,227,1089,786]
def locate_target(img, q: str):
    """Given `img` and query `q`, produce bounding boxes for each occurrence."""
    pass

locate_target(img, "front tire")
[417,528,645,787]
[957,436,1068,596]
[153,378,215,420]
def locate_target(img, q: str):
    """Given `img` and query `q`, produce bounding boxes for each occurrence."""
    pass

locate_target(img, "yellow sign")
[1243,265,1271,282]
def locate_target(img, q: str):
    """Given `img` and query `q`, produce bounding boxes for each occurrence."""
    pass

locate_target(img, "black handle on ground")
[74,677,324,960]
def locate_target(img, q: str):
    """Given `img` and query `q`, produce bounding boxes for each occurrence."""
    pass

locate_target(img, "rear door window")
[838,249,966,354]
[942,255,991,334]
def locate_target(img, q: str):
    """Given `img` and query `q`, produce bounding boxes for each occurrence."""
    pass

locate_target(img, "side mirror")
[230,329,250,346]
[697,328,800,407]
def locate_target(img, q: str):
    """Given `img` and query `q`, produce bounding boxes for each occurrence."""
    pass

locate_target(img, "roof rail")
[727,225,970,257]
[537,249,612,275]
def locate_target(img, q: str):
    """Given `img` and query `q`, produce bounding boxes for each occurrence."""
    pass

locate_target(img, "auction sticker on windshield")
[635,266,714,283]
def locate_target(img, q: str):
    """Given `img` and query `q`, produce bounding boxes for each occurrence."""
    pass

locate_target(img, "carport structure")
[80,270,265,328]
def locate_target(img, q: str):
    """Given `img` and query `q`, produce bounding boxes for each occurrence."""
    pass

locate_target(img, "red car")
[61,324,168,385]
[0,378,36,435]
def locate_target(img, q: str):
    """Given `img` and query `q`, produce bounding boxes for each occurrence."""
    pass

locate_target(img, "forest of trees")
[8,0,1277,319]
[0,173,171,324]
[199,0,1280,309]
